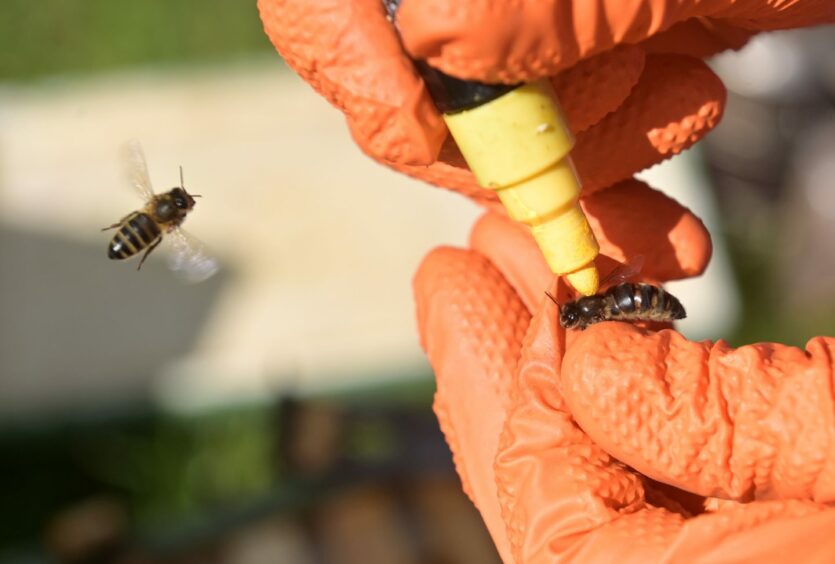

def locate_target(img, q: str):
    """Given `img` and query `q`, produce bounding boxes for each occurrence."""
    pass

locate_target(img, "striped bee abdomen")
[108,212,160,260]
[607,283,686,323]
[557,282,687,330]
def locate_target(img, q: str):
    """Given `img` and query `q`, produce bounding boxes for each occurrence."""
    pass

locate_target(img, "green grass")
[0,406,275,547]
[724,236,835,348]
[0,0,274,81]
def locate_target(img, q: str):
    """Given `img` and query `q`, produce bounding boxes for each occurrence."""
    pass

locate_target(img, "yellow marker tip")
[565,265,599,296]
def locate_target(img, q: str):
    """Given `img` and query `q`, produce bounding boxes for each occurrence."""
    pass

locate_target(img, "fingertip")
[668,203,713,278]
[583,179,712,281]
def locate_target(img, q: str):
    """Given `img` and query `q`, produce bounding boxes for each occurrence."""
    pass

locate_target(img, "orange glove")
[414,202,835,562]
[258,0,834,203]
[258,1,835,561]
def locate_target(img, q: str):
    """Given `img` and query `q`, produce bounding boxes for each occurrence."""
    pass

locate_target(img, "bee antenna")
[178,164,202,198]
[544,290,559,305]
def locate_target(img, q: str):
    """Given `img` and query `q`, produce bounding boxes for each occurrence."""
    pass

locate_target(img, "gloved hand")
[414,202,835,562]
[258,0,833,203]
[258,1,835,561]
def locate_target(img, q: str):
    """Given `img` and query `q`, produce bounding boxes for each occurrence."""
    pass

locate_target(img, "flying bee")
[102,141,218,282]
[546,257,686,330]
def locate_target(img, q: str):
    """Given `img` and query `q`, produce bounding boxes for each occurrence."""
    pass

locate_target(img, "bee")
[546,257,686,330]
[102,141,218,282]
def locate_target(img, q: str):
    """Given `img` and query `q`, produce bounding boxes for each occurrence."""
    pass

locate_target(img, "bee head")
[558,303,582,329]
[170,167,201,211]
[170,187,196,210]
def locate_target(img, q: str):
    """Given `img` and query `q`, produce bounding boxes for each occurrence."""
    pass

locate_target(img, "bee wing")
[121,140,156,201]
[166,227,219,283]
[601,255,645,287]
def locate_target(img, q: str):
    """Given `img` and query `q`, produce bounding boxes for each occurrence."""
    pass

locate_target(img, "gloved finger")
[413,246,531,563]
[397,0,835,83]
[583,179,713,281]
[258,0,645,174]
[391,53,725,201]
[257,0,447,165]
[572,54,725,194]
[550,44,645,135]
[562,323,835,503]
[469,179,712,313]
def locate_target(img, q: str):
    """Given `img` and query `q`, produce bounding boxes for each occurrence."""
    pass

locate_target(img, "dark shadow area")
[0,387,501,564]
[0,226,228,421]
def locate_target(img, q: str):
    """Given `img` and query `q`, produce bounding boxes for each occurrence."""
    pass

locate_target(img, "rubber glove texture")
[258,0,834,204]
[414,201,835,563]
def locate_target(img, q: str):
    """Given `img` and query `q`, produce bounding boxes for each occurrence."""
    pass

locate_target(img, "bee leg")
[137,239,161,271]
[102,214,132,231]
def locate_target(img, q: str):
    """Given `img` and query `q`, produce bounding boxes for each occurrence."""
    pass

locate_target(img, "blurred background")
[0,2,833,562]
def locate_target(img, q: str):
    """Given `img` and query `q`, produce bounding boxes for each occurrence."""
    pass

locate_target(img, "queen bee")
[103,141,218,282]
[547,258,686,330]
